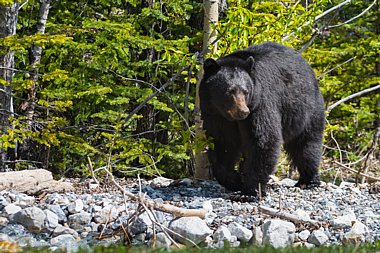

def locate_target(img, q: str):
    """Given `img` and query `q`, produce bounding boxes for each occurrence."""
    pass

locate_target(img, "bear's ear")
[246,56,255,71]
[204,58,220,73]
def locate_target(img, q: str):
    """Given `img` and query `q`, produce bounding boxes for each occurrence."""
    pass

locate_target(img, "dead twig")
[101,167,206,218]
[258,205,320,227]
[334,161,380,182]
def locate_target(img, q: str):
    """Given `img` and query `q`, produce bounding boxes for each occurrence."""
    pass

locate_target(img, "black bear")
[199,42,325,197]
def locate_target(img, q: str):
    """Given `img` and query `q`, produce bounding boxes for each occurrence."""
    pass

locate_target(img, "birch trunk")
[20,0,50,164]
[194,0,218,179]
[0,3,19,171]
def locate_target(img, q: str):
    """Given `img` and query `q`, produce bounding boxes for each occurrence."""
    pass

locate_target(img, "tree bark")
[0,3,19,171]
[194,0,218,179]
[18,0,51,165]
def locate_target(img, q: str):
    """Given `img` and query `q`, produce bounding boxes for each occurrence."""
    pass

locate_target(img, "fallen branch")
[258,205,320,227]
[327,84,380,112]
[334,161,380,182]
[101,167,207,218]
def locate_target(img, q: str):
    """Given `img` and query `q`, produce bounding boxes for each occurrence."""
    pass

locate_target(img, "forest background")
[0,0,379,183]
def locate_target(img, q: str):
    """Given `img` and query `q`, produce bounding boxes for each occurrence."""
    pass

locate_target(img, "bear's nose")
[238,108,250,119]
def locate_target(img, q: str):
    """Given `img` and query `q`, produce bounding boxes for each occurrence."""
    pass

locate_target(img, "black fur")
[199,42,325,197]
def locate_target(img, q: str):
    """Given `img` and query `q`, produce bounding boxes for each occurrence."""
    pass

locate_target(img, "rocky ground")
[0,174,379,252]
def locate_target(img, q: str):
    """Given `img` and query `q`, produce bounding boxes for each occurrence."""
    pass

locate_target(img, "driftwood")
[101,167,207,219]
[258,205,320,227]
[0,169,74,194]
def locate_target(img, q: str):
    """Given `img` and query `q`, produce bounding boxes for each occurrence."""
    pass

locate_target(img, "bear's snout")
[227,93,250,120]
[226,105,250,120]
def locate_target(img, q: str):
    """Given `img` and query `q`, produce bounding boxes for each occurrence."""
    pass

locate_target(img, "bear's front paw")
[229,192,259,202]
[295,179,320,189]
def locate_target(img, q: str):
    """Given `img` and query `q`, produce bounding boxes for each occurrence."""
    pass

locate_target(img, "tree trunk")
[19,0,51,165]
[0,3,19,171]
[194,0,218,179]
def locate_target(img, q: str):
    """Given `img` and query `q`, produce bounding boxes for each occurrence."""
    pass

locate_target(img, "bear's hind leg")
[284,132,323,188]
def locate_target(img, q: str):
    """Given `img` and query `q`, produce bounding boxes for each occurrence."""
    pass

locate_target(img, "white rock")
[227,222,253,242]
[16,195,35,207]
[308,229,329,246]
[298,230,311,241]
[278,178,297,187]
[3,204,21,216]
[262,219,296,248]
[151,177,173,187]
[343,221,369,244]
[68,199,84,214]
[169,217,212,245]
[332,209,356,228]
[202,200,213,213]
[251,226,263,245]
[293,209,311,222]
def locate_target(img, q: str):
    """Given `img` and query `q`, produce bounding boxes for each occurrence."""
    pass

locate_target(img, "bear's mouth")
[225,107,250,121]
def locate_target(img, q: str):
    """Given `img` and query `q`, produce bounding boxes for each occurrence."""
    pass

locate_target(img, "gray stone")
[130,211,153,235]
[49,205,67,223]
[262,219,296,248]
[308,229,329,246]
[149,232,172,248]
[0,195,9,210]
[0,233,11,242]
[227,222,253,242]
[53,224,79,238]
[213,225,232,242]
[68,211,92,230]
[50,234,76,245]
[44,209,59,232]
[93,205,119,224]
[12,206,46,232]
[0,217,8,225]
[169,217,212,245]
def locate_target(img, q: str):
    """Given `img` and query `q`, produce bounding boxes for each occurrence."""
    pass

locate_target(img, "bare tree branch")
[282,0,351,41]
[318,56,357,80]
[334,161,380,182]
[327,0,377,29]
[327,85,380,112]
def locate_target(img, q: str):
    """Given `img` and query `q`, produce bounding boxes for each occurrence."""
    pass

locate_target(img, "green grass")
[18,242,380,253]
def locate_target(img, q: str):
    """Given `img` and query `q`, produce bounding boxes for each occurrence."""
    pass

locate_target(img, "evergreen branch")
[327,84,380,112]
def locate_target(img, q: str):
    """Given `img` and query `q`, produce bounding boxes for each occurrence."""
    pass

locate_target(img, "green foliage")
[1,0,378,178]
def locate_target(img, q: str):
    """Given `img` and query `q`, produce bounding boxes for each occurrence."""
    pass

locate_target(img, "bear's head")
[201,56,255,121]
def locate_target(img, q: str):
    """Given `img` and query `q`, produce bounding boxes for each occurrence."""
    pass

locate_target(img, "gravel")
[0,177,379,252]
